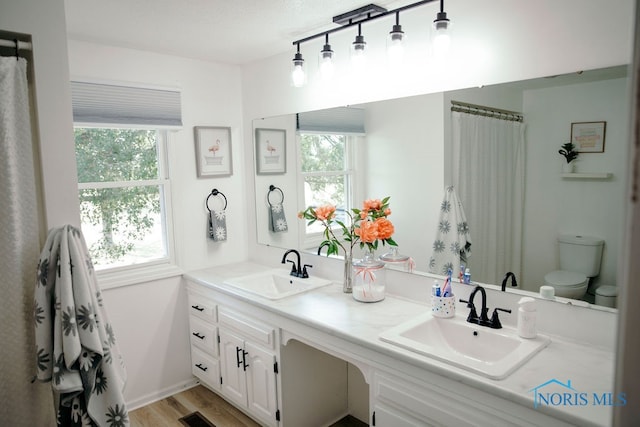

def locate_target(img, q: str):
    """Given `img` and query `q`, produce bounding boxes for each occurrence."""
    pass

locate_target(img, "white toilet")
[543,234,604,299]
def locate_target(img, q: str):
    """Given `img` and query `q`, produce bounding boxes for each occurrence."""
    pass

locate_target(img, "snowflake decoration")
[433,240,445,253]
[441,200,451,213]
[105,404,128,427]
[438,220,451,234]
[34,301,45,326]
[442,262,454,275]
[36,347,50,372]
[37,259,49,287]
[78,349,95,371]
[102,342,113,364]
[275,219,287,231]
[457,221,470,235]
[53,353,65,385]
[214,210,226,220]
[95,367,108,394]
[77,304,96,333]
[271,203,283,214]
[62,306,77,337]
[215,227,226,240]
[450,241,461,254]
[106,323,116,346]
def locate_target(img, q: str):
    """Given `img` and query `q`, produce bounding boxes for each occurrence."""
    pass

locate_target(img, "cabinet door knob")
[192,332,205,340]
[195,363,208,372]
[191,305,205,312]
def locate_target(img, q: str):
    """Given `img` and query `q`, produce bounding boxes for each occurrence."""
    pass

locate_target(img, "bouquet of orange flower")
[298,197,397,258]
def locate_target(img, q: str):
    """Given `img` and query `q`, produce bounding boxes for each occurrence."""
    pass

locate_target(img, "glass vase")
[352,250,386,302]
[343,253,353,293]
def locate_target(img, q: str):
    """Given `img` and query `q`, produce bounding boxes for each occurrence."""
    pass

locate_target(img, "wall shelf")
[561,172,613,180]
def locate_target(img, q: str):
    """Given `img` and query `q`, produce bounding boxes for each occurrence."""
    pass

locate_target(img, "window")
[75,127,173,271]
[299,132,358,245]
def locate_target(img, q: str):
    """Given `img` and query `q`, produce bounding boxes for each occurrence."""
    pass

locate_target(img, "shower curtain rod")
[451,100,523,122]
[0,38,32,51]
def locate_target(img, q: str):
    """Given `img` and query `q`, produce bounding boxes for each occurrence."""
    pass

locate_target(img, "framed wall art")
[570,121,606,153]
[194,126,233,177]
[255,128,286,175]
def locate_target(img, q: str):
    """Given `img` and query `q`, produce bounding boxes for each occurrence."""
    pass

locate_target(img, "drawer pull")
[192,332,205,340]
[236,346,243,368]
[195,363,208,372]
[191,305,205,312]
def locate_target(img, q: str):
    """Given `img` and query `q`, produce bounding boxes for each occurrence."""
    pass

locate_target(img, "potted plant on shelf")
[558,142,579,173]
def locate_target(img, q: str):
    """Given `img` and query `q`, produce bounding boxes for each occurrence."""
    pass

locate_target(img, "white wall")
[522,77,630,292]
[67,40,247,406]
[364,93,445,272]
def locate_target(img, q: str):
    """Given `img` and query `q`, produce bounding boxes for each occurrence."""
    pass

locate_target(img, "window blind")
[297,107,365,134]
[71,81,182,127]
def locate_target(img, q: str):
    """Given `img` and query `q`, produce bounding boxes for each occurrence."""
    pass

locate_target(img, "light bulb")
[388,24,405,64]
[291,51,305,87]
[433,12,451,56]
[319,42,335,79]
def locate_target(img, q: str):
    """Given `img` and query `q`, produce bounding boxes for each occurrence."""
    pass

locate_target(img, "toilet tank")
[558,234,604,277]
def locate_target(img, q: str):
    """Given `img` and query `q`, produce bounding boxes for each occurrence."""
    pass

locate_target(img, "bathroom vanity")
[184,262,615,427]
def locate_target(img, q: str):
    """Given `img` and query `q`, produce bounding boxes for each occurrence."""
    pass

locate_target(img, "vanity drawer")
[191,347,220,390]
[189,316,218,354]
[218,307,275,350]
[188,293,217,322]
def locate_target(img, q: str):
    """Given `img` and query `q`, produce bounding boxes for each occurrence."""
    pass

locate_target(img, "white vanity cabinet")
[217,307,279,427]
[187,292,220,390]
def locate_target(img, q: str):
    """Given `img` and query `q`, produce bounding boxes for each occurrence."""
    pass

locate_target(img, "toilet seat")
[544,270,588,299]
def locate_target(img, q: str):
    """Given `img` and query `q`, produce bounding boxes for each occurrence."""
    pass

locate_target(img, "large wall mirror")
[252,65,630,311]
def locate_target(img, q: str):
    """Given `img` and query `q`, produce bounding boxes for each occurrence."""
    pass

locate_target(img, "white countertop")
[184,262,615,427]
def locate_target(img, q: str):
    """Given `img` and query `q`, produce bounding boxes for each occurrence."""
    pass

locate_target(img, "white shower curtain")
[0,57,55,425]
[451,111,525,285]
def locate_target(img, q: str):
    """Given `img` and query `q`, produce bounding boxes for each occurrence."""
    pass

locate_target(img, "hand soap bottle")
[517,297,537,339]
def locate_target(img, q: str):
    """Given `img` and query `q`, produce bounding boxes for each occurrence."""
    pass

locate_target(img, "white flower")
[215,227,226,240]
[215,210,226,220]
[78,349,95,371]
[271,204,283,213]
[275,219,287,231]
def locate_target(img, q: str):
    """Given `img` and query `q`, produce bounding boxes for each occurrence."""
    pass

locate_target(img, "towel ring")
[267,185,284,207]
[206,189,227,212]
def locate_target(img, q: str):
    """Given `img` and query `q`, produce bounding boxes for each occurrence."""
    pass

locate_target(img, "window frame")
[74,125,180,289]
[296,131,363,250]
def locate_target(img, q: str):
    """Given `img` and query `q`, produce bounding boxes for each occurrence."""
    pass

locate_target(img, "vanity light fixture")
[432,0,452,55]
[319,34,335,79]
[289,0,453,86]
[291,43,306,87]
[388,11,406,64]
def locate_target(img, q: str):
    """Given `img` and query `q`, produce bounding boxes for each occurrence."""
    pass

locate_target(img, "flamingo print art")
[208,139,220,156]
[265,140,276,155]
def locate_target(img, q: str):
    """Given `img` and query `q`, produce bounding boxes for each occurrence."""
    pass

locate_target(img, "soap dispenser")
[517,297,537,339]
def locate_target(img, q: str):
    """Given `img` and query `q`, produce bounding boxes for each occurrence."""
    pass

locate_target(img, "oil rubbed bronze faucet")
[460,285,511,329]
[501,272,518,292]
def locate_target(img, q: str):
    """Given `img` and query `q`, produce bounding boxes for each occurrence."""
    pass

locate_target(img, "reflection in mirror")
[253,65,630,311]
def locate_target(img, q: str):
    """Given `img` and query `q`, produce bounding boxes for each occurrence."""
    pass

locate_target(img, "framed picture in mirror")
[571,121,606,153]
[194,126,233,177]
[255,128,286,174]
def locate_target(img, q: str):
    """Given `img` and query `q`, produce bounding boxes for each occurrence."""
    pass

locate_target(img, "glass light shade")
[291,52,306,87]
[387,24,405,64]
[319,44,335,79]
[351,35,367,68]
[432,13,452,56]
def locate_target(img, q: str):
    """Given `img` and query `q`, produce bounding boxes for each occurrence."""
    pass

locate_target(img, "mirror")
[253,65,630,310]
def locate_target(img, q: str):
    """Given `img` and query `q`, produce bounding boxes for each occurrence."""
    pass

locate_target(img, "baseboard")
[126,378,199,411]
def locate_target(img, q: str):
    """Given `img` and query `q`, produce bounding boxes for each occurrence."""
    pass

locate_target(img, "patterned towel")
[269,203,288,232]
[208,209,227,241]
[429,186,472,276]
[34,225,128,426]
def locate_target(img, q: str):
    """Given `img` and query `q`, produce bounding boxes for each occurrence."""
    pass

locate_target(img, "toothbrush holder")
[431,295,456,318]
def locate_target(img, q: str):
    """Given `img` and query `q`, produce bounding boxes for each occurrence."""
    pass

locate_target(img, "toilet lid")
[544,270,587,287]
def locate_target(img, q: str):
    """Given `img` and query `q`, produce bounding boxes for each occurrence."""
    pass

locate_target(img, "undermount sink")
[223,269,333,300]
[379,312,550,379]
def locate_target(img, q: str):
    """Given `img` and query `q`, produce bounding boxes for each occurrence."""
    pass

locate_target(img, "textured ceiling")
[64,0,416,65]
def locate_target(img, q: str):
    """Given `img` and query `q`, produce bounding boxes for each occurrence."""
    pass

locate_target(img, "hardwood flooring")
[129,385,368,427]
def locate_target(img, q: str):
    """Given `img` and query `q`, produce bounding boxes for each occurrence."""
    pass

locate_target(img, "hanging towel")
[208,209,227,241]
[429,186,472,276]
[269,203,288,232]
[34,225,128,426]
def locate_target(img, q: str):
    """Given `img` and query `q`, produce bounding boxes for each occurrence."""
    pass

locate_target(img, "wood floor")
[129,385,259,427]
[129,385,368,427]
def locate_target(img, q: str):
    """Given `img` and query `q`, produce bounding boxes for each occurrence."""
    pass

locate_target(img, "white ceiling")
[63,0,417,65]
